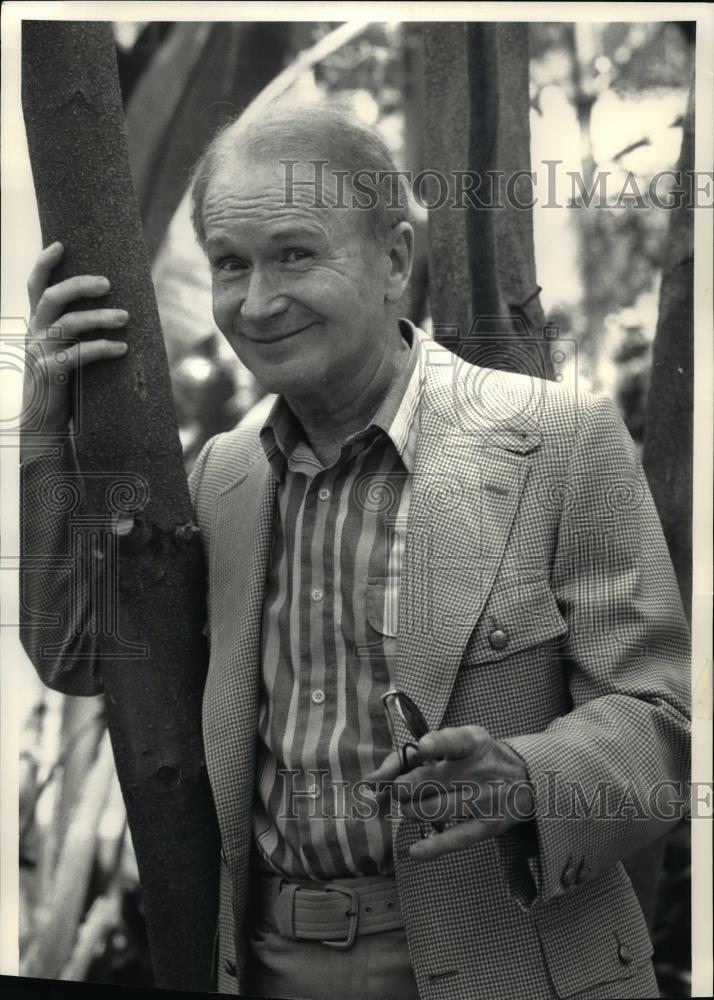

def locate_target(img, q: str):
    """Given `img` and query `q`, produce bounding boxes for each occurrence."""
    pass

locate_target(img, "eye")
[282,248,313,264]
[212,256,248,274]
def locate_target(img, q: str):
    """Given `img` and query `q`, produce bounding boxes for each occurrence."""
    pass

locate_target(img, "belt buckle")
[321,884,359,950]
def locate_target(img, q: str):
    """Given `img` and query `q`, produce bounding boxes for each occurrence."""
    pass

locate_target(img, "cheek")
[211,285,237,333]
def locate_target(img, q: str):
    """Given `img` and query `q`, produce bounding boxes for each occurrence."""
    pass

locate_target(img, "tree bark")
[642,78,694,621]
[22,22,219,990]
[423,23,548,373]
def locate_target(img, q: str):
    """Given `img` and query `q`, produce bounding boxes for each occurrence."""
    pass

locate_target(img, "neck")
[284,320,410,465]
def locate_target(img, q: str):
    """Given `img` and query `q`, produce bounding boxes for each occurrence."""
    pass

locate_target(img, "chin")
[251,359,329,399]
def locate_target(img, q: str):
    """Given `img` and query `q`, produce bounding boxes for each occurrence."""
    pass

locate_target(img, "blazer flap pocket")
[463,577,567,665]
[534,863,653,997]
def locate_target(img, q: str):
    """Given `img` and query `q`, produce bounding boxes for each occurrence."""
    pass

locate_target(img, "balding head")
[190,102,411,250]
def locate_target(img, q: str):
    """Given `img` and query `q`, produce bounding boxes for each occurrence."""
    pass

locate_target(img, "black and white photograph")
[1,3,712,999]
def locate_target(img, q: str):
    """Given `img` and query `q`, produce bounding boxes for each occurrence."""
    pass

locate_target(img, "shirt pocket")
[366,577,399,638]
[462,577,568,666]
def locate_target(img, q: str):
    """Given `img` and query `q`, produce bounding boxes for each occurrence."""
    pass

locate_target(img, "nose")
[240,265,288,326]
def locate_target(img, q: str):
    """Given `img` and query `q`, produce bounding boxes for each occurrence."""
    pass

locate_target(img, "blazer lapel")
[395,404,539,733]
[202,457,277,867]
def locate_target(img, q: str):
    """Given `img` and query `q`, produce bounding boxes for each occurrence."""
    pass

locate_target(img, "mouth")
[243,322,315,345]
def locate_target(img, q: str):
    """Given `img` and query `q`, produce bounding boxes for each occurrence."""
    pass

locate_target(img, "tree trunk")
[22,22,219,990]
[423,23,548,374]
[642,79,694,621]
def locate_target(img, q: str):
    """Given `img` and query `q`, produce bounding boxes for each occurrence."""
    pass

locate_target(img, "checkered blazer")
[23,331,690,999]
[190,332,689,999]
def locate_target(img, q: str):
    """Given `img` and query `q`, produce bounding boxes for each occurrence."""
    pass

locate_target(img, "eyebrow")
[266,225,326,243]
[205,225,326,254]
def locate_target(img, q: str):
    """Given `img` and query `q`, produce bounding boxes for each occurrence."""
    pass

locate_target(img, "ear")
[384,222,414,304]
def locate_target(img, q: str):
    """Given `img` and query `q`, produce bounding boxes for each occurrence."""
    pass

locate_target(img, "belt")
[255,873,404,951]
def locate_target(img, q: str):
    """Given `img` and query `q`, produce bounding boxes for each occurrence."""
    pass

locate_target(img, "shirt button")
[311,689,325,705]
[318,488,331,501]
[307,783,321,797]
[488,628,509,650]
[311,588,323,602]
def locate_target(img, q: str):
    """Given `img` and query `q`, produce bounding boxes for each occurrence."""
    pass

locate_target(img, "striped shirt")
[253,320,424,879]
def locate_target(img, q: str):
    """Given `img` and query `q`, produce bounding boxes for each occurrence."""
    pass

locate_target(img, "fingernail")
[116,342,128,353]
[98,277,111,289]
[50,241,63,252]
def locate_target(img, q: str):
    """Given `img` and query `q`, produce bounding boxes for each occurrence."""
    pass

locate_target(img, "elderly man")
[21,104,689,1000]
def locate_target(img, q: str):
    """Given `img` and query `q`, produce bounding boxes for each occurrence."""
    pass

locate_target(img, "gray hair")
[189,101,411,249]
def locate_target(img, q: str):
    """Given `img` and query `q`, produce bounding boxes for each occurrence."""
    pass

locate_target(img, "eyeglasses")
[381,688,430,773]
[380,688,444,834]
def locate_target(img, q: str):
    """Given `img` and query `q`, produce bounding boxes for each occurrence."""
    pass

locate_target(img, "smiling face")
[203,154,401,401]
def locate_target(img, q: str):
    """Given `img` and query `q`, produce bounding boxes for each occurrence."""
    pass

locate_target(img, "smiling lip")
[244,322,314,345]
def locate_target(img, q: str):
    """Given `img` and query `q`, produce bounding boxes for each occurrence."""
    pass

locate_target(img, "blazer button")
[488,628,508,650]
[576,863,591,884]
[561,864,577,889]
[618,943,633,966]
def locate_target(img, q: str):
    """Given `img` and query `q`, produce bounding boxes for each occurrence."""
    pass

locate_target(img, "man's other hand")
[367,725,535,862]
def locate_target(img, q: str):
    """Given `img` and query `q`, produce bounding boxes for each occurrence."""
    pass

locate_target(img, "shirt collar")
[260,318,424,480]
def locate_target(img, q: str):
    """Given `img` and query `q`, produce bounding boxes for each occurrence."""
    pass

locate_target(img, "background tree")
[125,22,292,261]
[642,56,693,621]
[424,23,547,373]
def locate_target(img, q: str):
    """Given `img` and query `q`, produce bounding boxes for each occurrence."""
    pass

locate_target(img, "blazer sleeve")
[19,434,217,697]
[186,435,217,644]
[499,395,691,908]
[19,436,103,696]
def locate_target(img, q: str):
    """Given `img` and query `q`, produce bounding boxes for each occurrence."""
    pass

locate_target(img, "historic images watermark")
[280,158,713,212]
[273,770,708,825]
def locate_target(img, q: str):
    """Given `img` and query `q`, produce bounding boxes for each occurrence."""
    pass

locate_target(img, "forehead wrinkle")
[206,158,353,210]
[202,192,362,248]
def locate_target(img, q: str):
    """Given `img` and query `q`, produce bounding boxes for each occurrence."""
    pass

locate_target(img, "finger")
[367,742,433,787]
[388,756,461,802]
[44,309,129,340]
[408,818,506,862]
[418,725,491,762]
[401,787,450,823]
[26,241,64,313]
[365,750,403,784]
[401,787,484,824]
[32,275,112,330]
[62,339,129,371]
